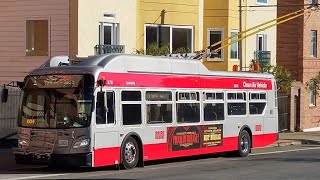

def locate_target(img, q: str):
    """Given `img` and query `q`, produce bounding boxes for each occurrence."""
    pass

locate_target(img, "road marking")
[5,173,69,180]
[71,158,241,179]
[251,146,320,156]
[4,146,320,179]
[79,147,320,179]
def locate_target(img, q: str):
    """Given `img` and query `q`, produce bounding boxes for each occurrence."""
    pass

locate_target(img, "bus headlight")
[73,139,90,148]
[18,139,28,147]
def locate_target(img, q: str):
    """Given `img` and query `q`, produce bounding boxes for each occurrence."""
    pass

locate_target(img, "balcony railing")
[94,45,125,55]
[254,51,271,63]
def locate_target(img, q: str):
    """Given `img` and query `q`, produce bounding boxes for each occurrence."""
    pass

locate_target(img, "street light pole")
[239,0,243,71]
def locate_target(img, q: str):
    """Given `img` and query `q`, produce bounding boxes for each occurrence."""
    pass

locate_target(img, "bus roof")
[29,54,274,79]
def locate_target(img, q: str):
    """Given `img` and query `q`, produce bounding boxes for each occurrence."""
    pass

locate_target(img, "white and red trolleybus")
[12,54,278,169]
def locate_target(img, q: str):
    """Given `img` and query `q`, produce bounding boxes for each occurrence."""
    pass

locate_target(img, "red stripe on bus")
[252,133,278,148]
[143,136,238,161]
[98,72,273,90]
[93,147,120,167]
[92,133,277,167]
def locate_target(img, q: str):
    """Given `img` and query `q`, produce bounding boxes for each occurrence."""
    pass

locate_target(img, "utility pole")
[239,0,243,71]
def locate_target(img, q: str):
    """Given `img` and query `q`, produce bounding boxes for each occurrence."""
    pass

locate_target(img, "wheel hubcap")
[240,135,249,153]
[125,142,136,164]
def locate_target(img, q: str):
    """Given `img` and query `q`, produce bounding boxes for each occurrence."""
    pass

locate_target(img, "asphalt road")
[1,145,320,180]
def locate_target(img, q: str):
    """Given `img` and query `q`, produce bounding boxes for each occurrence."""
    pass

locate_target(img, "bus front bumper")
[13,147,92,167]
[50,153,92,167]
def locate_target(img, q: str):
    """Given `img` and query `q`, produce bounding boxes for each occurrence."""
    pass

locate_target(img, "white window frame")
[230,29,239,61]
[310,88,316,107]
[99,22,119,45]
[256,33,267,51]
[144,24,194,54]
[311,30,317,57]
[256,0,268,5]
[207,28,224,61]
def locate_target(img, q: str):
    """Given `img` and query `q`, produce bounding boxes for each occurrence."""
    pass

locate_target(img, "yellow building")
[202,0,245,71]
[136,0,202,55]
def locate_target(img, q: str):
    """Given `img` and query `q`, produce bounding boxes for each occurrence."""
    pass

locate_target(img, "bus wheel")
[236,130,251,157]
[122,136,139,169]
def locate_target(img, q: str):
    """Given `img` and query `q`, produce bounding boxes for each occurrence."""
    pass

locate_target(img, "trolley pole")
[239,0,243,71]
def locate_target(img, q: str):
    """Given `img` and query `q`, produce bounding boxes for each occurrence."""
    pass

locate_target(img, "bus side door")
[93,90,119,167]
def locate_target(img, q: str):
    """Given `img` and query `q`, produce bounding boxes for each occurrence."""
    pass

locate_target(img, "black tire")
[236,130,251,157]
[121,136,139,169]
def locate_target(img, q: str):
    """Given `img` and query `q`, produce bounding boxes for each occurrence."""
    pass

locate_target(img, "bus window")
[176,92,200,123]
[146,91,172,124]
[122,91,142,125]
[249,92,267,115]
[122,91,141,101]
[203,92,225,121]
[106,92,115,124]
[96,92,106,124]
[227,92,246,116]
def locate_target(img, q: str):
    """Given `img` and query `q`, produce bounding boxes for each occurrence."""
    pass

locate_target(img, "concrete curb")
[301,139,320,145]
[272,140,302,147]
[269,139,320,147]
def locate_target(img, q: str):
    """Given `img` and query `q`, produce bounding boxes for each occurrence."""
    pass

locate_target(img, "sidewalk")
[271,131,320,147]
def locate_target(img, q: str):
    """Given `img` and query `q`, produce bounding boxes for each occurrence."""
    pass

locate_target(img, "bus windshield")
[19,74,94,129]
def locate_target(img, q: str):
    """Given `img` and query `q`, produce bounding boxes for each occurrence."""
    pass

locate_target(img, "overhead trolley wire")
[195,5,320,60]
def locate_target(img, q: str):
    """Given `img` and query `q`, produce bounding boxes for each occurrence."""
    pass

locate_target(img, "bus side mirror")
[1,86,8,103]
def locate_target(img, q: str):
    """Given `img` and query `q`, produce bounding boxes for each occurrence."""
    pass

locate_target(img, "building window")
[256,34,267,51]
[99,22,119,45]
[257,0,267,4]
[26,20,48,56]
[312,0,318,6]
[230,30,239,60]
[311,30,317,57]
[145,24,193,54]
[310,81,316,106]
[208,29,224,60]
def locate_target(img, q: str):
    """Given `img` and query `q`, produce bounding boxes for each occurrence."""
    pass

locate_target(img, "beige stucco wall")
[77,0,136,57]
[245,0,277,68]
